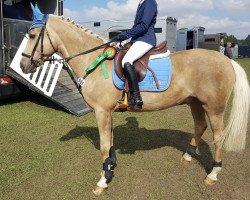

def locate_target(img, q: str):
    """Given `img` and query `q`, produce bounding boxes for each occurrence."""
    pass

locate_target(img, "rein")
[41,41,114,63]
[22,20,114,64]
[62,41,115,62]
[22,18,117,88]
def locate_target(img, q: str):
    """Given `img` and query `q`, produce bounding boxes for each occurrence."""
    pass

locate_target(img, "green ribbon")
[85,50,113,79]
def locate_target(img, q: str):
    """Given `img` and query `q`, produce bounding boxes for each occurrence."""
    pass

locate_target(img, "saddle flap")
[114,49,126,81]
[148,41,168,55]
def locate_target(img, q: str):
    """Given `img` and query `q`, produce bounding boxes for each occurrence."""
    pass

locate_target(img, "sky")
[63,0,250,39]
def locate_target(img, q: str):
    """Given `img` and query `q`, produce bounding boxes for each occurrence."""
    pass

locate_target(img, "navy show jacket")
[123,0,158,46]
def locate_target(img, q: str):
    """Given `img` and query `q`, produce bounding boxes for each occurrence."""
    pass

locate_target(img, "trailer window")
[205,38,216,42]
[154,28,162,33]
[94,22,101,27]
[109,31,120,40]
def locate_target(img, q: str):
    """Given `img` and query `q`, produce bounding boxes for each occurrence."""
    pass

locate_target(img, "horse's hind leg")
[182,100,207,163]
[93,108,116,195]
[204,111,224,185]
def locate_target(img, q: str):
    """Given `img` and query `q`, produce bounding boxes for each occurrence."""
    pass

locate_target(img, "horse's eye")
[29,33,36,39]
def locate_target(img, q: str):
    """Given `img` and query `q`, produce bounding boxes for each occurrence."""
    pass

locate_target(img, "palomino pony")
[20,14,250,195]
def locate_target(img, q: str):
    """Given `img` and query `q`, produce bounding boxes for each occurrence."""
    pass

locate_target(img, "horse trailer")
[1,0,62,99]
[176,29,239,58]
[1,0,91,116]
[80,16,178,52]
[202,34,222,51]
[203,34,238,58]
[176,27,205,51]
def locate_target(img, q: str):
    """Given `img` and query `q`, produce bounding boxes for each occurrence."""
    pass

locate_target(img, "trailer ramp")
[7,36,91,116]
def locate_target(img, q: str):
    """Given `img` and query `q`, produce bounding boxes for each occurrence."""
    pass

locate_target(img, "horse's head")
[20,4,57,74]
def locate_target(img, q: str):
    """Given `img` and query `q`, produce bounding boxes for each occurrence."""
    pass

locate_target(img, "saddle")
[114,41,168,88]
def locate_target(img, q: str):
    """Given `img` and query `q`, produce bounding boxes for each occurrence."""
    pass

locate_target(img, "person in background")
[112,0,158,110]
[224,42,233,59]
[3,0,35,21]
[220,42,225,54]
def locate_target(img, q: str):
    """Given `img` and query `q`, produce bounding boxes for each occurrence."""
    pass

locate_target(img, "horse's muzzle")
[20,57,38,74]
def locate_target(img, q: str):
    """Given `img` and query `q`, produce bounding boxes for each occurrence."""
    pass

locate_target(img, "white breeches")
[122,41,153,68]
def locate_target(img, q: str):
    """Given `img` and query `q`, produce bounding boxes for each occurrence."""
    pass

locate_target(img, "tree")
[222,34,250,45]
[224,34,238,44]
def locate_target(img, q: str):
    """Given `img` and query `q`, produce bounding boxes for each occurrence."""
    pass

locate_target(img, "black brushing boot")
[123,62,143,109]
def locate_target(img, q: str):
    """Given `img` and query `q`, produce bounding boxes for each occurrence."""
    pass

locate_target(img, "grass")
[237,58,250,74]
[0,58,249,200]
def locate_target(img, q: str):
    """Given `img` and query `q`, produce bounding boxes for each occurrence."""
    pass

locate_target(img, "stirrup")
[117,92,128,110]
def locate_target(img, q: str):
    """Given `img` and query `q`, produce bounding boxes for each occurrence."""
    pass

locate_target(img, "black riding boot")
[123,62,143,109]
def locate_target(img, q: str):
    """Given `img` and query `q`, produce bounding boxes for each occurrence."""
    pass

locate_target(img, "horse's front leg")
[93,108,116,195]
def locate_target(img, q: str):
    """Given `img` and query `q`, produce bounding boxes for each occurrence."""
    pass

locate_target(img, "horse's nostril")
[20,58,27,69]
[20,63,24,71]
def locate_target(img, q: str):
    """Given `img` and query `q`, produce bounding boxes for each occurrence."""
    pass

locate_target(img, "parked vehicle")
[0,0,63,99]
[176,27,205,51]
[238,45,250,57]
[81,16,178,52]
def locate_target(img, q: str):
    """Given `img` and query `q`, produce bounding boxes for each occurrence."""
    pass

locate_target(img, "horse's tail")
[220,60,250,151]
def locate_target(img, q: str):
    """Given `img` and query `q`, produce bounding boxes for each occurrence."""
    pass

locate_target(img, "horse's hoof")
[204,176,217,186]
[93,186,108,195]
[181,157,191,165]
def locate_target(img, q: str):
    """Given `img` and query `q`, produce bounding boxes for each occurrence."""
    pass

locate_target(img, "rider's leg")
[123,62,143,109]
[122,41,153,109]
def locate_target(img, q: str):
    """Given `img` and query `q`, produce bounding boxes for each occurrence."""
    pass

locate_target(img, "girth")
[114,41,167,89]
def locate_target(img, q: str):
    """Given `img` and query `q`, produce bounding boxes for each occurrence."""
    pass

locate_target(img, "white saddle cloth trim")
[149,50,171,60]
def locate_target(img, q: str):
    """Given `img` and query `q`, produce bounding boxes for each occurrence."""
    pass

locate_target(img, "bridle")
[22,15,57,66]
[22,15,115,65]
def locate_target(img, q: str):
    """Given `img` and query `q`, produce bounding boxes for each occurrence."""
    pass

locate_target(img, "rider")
[113,0,158,109]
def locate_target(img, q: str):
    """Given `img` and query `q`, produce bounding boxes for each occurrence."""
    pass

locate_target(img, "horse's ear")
[30,3,44,16]
[29,3,48,30]
[30,3,35,13]
[34,4,43,15]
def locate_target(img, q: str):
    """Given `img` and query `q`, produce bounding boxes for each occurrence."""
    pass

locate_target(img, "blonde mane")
[58,16,107,43]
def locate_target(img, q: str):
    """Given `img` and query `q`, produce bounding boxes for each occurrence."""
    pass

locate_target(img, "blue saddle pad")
[112,56,172,92]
